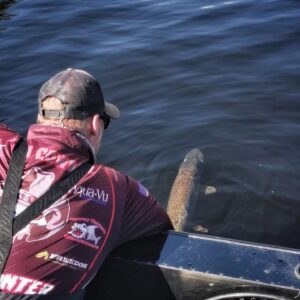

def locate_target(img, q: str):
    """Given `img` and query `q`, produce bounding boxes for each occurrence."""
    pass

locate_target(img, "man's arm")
[118,175,173,245]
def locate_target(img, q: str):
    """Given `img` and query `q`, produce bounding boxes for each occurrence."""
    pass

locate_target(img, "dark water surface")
[1,0,299,248]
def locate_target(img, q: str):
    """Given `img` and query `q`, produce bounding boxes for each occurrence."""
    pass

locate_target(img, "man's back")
[0,123,172,297]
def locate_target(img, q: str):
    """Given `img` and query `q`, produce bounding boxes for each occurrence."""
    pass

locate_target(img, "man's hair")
[37,97,92,137]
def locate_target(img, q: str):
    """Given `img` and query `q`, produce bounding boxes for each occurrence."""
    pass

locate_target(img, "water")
[0,0,299,248]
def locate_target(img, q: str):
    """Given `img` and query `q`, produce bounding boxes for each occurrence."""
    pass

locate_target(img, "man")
[0,68,173,299]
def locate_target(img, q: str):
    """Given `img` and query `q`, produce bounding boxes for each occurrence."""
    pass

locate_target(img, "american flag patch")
[138,182,149,197]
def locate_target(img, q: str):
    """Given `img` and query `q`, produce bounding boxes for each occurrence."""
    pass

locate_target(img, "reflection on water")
[0,0,299,248]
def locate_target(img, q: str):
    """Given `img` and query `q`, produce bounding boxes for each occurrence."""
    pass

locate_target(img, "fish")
[167,148,204,232]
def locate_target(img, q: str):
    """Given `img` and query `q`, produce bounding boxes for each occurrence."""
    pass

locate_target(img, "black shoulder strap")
[0,138,92,275]
[13,161,92,234]
[0,138,27,274]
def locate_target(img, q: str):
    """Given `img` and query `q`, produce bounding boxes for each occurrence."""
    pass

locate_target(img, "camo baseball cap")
[38,68,120,123]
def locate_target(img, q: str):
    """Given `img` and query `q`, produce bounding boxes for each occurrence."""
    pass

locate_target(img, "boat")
[86,230,300,299]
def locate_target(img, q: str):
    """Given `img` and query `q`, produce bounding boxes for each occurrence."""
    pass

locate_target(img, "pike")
[167,148,204,231]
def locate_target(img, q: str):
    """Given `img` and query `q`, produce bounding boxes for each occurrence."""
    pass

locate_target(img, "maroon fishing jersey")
[0,124,172,296]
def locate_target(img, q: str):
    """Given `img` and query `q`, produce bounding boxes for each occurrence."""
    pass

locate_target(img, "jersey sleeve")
[0,124,21,180]
[118,174,173,245]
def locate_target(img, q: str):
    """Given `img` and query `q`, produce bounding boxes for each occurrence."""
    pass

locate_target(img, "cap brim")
[104,102,120,119]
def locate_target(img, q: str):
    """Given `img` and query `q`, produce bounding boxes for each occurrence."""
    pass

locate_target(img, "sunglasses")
[100,115,110,129]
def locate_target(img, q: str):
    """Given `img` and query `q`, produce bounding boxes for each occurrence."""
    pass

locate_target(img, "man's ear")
[90,114,101,136]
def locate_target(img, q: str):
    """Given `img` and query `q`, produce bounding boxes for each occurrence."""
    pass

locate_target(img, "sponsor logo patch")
[64,218,106,250]
[36,251,88,271]
[74,185,109,206]
[14,167,56,216]
[35,147,76,171]
[14,197,70,243]
[0,273,54,294]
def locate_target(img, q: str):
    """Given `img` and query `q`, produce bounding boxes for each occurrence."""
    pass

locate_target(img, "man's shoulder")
[94,164,151,198]
[0,123,18,135]
[0,124,21,146]
[92,164,128,183]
